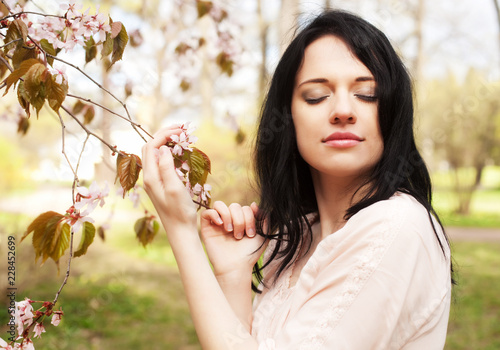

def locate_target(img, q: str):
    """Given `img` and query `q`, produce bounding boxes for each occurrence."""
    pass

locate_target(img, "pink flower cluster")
[65,181,109,232]
[0,299,63,350]
[170,123,211,206]
[25,1,111,52]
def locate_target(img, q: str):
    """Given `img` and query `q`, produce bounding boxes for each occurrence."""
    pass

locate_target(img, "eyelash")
[355,94,378,102]
[305,96,328,105]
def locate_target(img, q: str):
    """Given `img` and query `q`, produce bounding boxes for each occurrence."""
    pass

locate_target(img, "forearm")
[216,270,254,331]
[166,222,258,350]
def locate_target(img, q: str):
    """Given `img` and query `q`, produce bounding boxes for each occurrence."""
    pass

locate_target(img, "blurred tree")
[421,69,500,214]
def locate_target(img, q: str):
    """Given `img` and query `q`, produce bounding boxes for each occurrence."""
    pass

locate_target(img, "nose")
[329,91,356,124]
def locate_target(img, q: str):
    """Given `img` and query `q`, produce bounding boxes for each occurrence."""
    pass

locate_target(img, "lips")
[322,132,364,148]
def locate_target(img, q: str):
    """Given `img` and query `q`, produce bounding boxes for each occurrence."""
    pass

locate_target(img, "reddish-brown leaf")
[134,216,159,247]
[17,116,29,135]
[2,58,42,95]
[17,81,31,119]
[22,211,70,270]
[4,19,28,52]
[11,45,37,70]
[47,76,68,112]
[110,21,122,39]
[115,152,142,197]
[0,51,8,80]
[73,100,86,115]
[197,1,213,18]
[23,63,49,116]
[83,105,95,125]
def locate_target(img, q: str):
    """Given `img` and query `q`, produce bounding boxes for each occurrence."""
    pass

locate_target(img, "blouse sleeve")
[254,194,451,350]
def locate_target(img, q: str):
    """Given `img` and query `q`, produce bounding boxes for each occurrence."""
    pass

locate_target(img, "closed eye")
[305,96,328,105]
[355,94,378,102]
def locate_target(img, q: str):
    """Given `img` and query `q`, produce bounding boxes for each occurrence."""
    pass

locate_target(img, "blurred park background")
[1,0,500,348]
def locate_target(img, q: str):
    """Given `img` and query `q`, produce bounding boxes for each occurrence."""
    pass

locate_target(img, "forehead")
[296,35,373,83]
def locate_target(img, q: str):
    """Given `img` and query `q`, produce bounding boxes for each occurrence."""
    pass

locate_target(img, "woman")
[142,10,452,350]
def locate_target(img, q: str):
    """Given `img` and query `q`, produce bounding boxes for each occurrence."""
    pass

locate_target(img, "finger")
[229,203,245,240]
[157,145,184,192]
[213,201,233,232]
[242,205,256,237]
[201,209,224,226]
[146,126,183,150]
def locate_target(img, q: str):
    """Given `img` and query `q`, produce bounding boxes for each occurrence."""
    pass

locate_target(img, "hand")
[201,201,268,279]
[141,126,198,232]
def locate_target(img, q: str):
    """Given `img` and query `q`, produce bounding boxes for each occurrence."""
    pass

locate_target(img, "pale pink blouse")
[251,192,451,349]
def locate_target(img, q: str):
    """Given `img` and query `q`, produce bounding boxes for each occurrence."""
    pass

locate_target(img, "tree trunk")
[278,0,299,54]
[257,0,269,104]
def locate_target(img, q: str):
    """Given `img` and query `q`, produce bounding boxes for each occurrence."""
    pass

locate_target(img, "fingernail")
[236,232,244,240]
[247,228,255,237]
[160,146,168,155]
[227,223,233,232]
[216,218,223,225]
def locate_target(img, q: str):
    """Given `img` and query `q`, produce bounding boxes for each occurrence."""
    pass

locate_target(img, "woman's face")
[291,35,384,183]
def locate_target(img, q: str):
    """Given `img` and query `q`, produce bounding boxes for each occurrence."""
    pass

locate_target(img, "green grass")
[446,242,500,349]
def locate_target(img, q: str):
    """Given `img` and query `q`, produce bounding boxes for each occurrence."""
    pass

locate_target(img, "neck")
[311,171,368,240]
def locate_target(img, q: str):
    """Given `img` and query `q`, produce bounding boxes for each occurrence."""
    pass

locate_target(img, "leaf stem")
[0,38,23,49]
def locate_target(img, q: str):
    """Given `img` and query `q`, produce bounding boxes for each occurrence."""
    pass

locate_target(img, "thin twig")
[53,228,75,306]
[0,54,14,72]
[0,38,23,49]
[61,105,122,155]
[49,54,151,142]
[1,11,66,21]
[56,110,78,180]
[66,93,153,138]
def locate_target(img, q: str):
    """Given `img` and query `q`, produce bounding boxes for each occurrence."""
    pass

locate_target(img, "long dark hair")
[253,10,454,290]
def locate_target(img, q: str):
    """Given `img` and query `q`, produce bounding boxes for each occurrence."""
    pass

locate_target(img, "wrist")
[215,268,253,288]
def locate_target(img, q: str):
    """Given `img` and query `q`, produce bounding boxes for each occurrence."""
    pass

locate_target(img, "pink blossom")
[20,340,34,350]
[51,313,62,327]
[32,323,45,339]
[14,299,34,336]
[0,337,13,350]
[47,65,67,85]
[61,1,84,19]
[75,181,110,213]
[170,132,193,156]
[65,208,94,233]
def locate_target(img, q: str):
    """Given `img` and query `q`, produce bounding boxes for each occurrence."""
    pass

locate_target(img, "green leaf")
[84,36,97,64]
[73,222,96,257]
[186,147,211,187]
[115,152,142,197]
[101,32,113,58]
[40,39,56,66]
[2,58,42,95]
[134,216,159,247]
[110,22,128,67]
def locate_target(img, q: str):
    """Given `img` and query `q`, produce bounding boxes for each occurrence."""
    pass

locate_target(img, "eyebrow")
[297,76,375,87]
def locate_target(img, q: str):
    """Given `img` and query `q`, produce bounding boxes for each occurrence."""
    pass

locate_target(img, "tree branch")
[53,227,75,306]
[61,104,122,156]
[66,93,153,139]
[49,54,151,142]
